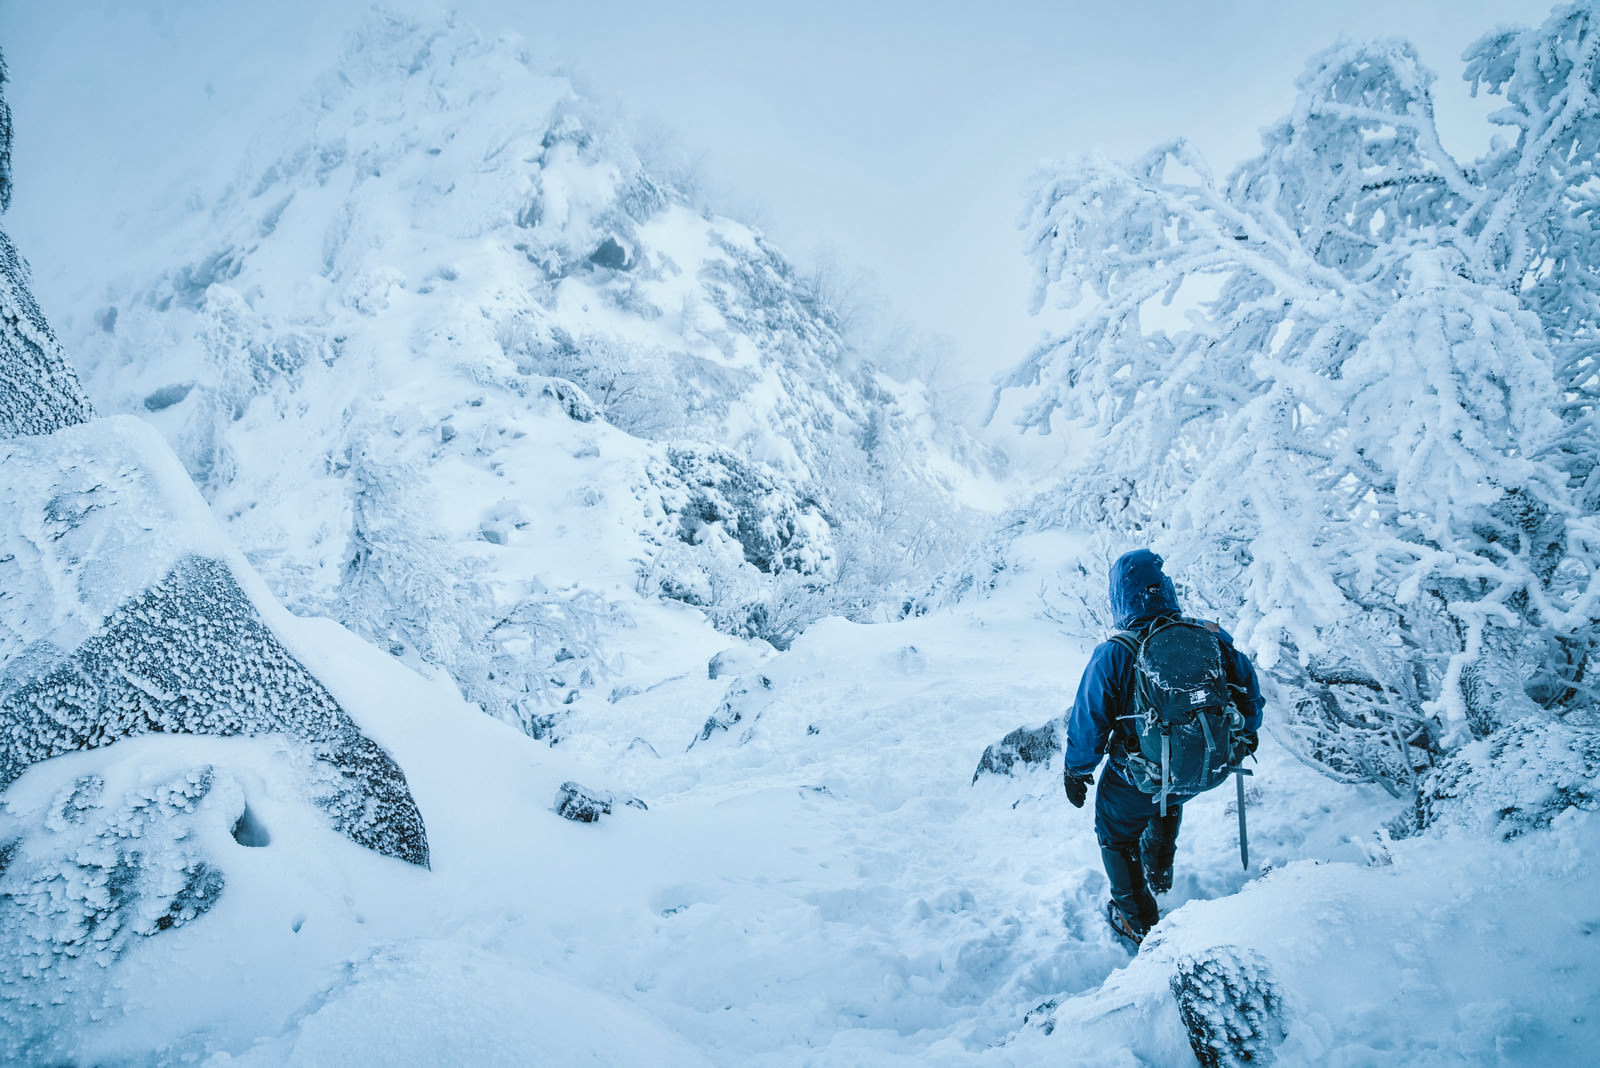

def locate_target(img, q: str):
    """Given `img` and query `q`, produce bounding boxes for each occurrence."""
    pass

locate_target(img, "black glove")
[1239,731,1259,759]
[1063,770,1093,808]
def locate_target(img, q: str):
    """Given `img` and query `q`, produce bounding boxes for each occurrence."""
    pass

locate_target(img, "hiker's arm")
[1219,633,1265,732]
[1064,642,1129,776]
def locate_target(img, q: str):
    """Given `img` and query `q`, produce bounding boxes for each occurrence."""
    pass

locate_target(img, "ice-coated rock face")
[1169,947,1287,1068]
[0,757,235,1060]
[0,228,93,438]
[0,417,428,866]
[0,766,228,974]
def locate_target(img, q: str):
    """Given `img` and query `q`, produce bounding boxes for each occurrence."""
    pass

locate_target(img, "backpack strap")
[1108,631,1139,656]
[1104,630,1143,766]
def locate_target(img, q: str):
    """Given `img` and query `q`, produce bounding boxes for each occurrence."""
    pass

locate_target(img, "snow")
[10,535,1593,1063]
[0,417,428,868]
[0,228,93,437]
[40,11,978,742]
[0,417,234,659]
[2,3,1598,1065]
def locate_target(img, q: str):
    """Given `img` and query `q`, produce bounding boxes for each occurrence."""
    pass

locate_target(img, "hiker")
[1061,549,1264,947]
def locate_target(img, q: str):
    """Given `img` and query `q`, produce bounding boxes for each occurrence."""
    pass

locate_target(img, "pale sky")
[0,0,1562,413]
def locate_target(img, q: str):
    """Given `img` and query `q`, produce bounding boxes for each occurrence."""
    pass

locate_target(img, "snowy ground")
[4,6,1599,1064]
[13,524,1591,1064]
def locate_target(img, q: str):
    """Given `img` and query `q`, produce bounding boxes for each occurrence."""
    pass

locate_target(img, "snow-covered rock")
[0,229,92,437]
[553,780,613,823]
[971,721,1061,784]
[0,417,428,866]
[1169,946,1287,1067]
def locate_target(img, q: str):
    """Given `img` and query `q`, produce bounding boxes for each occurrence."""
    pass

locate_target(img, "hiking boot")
[1143,859,1173,896]
[1106,899,1149,948]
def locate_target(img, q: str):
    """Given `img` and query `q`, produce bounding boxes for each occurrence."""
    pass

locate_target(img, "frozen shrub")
[1170,947,1287,1068]
[661,444,832,576]
[640,446,841,649]
[994,11,1600,805]
[1414,721,1600,839]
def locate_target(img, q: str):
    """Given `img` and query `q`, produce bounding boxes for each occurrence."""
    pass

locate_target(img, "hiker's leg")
[1139,804,1183,894]
[1094,768,1159,930]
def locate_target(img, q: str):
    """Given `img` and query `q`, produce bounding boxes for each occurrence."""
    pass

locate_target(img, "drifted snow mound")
[0,417,428,865]
[1024,810,1600,1064]
[0,228,93,437]
[65,10,976,739]
[202,941,713,1068]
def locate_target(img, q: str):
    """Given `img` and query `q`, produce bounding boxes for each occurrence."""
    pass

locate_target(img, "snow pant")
[1094,763,1185,931]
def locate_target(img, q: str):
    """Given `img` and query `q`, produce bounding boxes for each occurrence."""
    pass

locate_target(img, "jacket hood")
[1109,549,1180,629]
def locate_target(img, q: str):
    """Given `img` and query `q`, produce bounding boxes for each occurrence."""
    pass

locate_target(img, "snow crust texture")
[1170,947,1287,1067]
[1,420,428,866]
[0,766,226,977]
[0,228,93,437]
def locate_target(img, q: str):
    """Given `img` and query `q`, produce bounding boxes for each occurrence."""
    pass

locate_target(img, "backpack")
[1109,617,1244,813]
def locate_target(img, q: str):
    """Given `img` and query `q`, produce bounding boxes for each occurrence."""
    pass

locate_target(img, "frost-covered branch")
[996,12,1600,800]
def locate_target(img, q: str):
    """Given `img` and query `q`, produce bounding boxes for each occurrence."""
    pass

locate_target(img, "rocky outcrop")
[971,722,1061,785]
[1169,947,1287,1068]
[1,418,428,866]
[0,229,93,438]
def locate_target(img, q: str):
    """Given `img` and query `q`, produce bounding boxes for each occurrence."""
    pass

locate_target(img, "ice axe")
[1233,764,1253,870]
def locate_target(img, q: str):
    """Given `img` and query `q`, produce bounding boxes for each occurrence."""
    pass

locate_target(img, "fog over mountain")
[0,3,1596,1065]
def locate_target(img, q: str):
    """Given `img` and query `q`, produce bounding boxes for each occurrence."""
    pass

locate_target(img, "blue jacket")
[1064,550,1264,777]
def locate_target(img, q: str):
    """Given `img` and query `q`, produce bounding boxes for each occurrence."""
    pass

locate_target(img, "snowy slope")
[9,524,1596,1064]
[57,11,984,743]
[4,4,1599,1065]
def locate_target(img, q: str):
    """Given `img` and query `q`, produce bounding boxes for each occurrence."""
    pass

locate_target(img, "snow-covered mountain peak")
[66,8,975,743]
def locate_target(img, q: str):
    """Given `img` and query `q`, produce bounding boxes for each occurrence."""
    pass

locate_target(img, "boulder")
[1,418,429,866]
[971,722,1061,785]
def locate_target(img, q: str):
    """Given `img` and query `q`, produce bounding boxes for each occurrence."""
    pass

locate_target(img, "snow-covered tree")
[994,7,1600,803]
